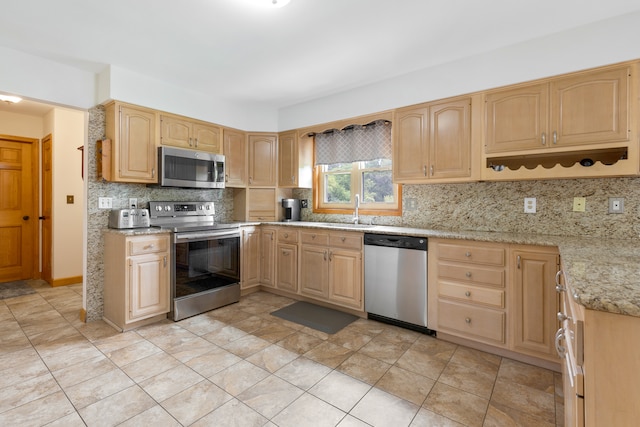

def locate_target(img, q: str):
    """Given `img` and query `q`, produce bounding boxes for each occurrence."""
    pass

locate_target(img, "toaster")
[108,208,151,229]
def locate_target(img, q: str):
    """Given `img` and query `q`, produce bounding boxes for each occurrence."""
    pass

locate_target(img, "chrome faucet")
[353,194,360,224]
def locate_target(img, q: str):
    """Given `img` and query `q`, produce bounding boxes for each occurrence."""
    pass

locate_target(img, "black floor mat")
[0,281,36,300]
[271,301,358,334]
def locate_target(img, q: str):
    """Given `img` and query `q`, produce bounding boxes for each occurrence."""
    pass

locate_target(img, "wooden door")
[128,253,169,321]
[511,248,559,358]
[328,249,362,309]
[485,83,549,153]
[41,134,52,283]
[193,123,222,154]
[276,243,298,292]
[551,66,630,147]
[260,228,276,287]
[248,134,276,186]
[429,98,471,179]
[393,106,429,182]
[223,129,247,187]
[160,115,192,149]
[241,227,260,289]
[0,137,37,282]
[278,131,297,187]
[299,245,328,299]
[118,105,157,182]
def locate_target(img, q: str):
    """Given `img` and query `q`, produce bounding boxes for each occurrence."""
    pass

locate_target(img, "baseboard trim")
[52,276,83,287]
[79,308,87,323]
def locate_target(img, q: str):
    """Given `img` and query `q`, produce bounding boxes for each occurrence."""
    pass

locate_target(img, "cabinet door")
[248,188,276,221]
[276,243,298,292]
[393,106,429,182]
[248,134,277,186]
[551,66,629,147]
[261,228,276,287]
[300,245,329,299]
[160,115,192,149]
[278,131,297,187]
[511,248,559,358]
[128,253,169,322]
[242,228,261,289]
[223,129,247,187]
[430,98,471,179]
[328,249,362,309]
[485,83,549,153]
[118,105,157,182]
[193,123,222,154]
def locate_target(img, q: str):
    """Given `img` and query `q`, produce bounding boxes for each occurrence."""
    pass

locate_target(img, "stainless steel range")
[149,201,241,321]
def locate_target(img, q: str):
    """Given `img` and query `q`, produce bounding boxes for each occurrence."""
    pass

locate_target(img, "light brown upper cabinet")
[393,97,472,183]
[485,65,630,154]
[223,129,247,187]
[248,134,277,186]
[160,114,222,154]
[278,131,313,188]
[104,101,158,183]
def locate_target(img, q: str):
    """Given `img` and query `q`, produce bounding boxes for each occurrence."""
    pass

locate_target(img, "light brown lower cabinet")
[103,233,171,331]
[260,228,276,288]
[241,226,261,290]
[429,238,561,366]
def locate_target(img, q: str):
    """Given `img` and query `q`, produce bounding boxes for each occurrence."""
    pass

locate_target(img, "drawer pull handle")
[541,132,546,145]
[329,251,333,261]
[284,233,288,238]
[465,272,472,278]
[465,251,471,257]
[311,234,316,239]
[163,256,167,267]
[555,328,567,357]
[144,244,155,250]
[465,317,471,324]
[555,270,566,292]
[341,237,346,242]
[517,255,521,269]
[282,251,290,256]
[465,291,471,297]
[323,250,327,261]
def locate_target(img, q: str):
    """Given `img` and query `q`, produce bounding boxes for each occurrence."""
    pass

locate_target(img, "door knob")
[22,215,29,220]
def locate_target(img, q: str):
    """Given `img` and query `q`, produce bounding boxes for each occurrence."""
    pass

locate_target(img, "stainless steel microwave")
[157,146,225,189]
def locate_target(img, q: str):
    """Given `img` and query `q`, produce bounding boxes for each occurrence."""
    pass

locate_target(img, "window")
[312,119,401,216]
[315,158,401,215]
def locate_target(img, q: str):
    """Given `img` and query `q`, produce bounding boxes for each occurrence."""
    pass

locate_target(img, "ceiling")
[2,0,640,116]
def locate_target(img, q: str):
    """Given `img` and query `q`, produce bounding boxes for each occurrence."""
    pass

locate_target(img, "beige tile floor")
[0,281,564,426]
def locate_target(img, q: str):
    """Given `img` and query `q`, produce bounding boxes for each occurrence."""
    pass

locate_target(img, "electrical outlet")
[524,197,536,213]
[129,198,138,209]
[573,197,586,212]
[405,198,418,211]
[98,197,112,209]
[609,197,624,214]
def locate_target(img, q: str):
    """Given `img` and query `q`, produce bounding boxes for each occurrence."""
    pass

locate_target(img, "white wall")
[50,108,85,280]
[278,11,640,130]
[0,46,96,109]
[0,110,43,138]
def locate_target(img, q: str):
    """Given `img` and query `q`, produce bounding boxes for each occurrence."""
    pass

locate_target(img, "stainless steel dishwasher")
[364,233,429,331]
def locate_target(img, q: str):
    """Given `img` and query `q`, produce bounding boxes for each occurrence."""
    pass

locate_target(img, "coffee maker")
[281,199,302,222]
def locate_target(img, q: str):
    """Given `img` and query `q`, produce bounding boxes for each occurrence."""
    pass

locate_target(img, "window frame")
[313,160,402,216]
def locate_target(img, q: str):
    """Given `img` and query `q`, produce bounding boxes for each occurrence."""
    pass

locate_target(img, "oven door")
[171,229,240,320]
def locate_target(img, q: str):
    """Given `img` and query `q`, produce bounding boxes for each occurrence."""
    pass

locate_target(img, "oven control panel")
[149,201,215,217]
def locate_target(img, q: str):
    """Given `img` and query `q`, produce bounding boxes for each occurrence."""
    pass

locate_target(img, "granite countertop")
[264,221,640,318]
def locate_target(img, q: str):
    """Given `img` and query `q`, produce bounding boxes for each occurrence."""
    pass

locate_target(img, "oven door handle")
[175,230,240,241]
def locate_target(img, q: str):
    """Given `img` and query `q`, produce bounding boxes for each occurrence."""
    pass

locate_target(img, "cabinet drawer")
[329,232,362,250]
[301,231,329,246]
[437,243,505,266]
[128,235,169,256]
[437,262,505,287]
[438,281,505,308]
[437,300,505,344]
[278,229,298,243]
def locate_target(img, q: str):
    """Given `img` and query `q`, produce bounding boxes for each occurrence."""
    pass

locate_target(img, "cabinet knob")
[541,132,546,145]
[311,234,316,239]
[465,317,471,324]
[553,131,558,145]
[557,312,570,322]
[465,272,472,278]
[465,291,471,297]
[341,237,346,242]
[284,233,288,238]
[465,251,471,257]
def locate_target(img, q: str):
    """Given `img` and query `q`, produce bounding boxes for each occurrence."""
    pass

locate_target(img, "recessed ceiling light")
[270,0,291,7]
[0,94,22,104]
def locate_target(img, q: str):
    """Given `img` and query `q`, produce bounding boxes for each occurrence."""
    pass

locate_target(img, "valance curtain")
[314,120,392,165]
